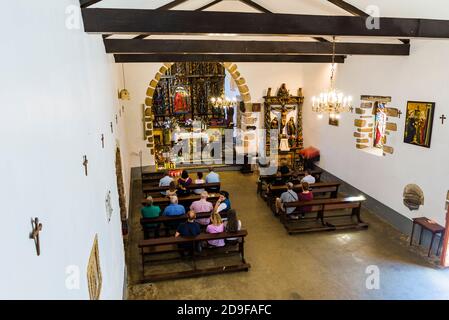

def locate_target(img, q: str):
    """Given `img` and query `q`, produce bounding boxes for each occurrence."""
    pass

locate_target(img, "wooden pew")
[257,169,323,195]
[141,171,166,183]
[142,182,221,197]
[266,182,341,209]
[138,230,250,282]
[140,211,229,238]
[281,196,368,234]
[141,193,220,209]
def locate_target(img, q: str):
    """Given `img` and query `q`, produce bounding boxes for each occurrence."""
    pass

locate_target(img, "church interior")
[4,0,449,300]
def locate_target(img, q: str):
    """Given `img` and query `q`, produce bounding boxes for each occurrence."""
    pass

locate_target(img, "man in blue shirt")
[159,173,174,195]
[175,211,201,253]
[205,167,220,192]
[163,196,186,216]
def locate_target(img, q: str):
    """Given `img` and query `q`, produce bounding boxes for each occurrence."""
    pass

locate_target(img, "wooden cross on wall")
[83,155,88,176]
[29,217,43,256]
[440,114,447,124]
[398,110,403,118]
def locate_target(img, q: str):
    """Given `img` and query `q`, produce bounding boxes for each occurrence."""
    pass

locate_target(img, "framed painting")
[329,116,339,127]
[87,234,102,300]
[403,101,435,148]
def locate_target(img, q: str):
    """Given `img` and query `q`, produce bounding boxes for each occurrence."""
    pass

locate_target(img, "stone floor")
[126,171,449,300]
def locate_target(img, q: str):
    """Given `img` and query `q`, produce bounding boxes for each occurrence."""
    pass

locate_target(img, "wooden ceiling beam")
[156,0,190,10]
[326,0,409,44]
[81,9,449,38]
[196,0,223,11]
[239,0,271,13]
[104,39,410,56]
[113,54,347,63]
[327,0,368,17]
[79,0,102,8]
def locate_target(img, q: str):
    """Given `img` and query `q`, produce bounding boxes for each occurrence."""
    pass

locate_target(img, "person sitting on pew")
[163,196,186,216]
[205,167,220,192]
[214,190,231,213]
[224,209,242,245]
[190,191,214,226]
[206,212,225,247]
[193,171,206,195]
[141,196,161,237]
[177,170,192,196]
[293,181,314,220]
[275,182,298,216]
[301,169,316,184]
[166,181,177,198]
[279,160,290,175]
[159,173,174,196]
[272,171,286,186]
[175,210,201,255]
[290,169,301,183]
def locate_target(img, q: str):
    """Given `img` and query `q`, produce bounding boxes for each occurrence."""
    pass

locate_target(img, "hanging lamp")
[312,36,352,119]
[118,63,130,100]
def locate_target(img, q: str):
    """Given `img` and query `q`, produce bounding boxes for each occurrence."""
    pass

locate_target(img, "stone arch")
[143,62,252,151]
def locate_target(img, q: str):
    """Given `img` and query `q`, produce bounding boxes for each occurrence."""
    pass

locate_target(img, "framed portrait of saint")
[403,101,435,148]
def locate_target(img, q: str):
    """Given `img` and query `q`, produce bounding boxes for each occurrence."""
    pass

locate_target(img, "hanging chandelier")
[312,37,352,119]
[210,95,238,108]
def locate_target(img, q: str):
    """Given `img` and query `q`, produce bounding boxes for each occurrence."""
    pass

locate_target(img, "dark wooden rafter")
[133,1,190,45]
[239,0,271,13]
[80,0,102,8]
[114,54,346,63]
[133,34,150,40]
[239,1,330,43]
[82,9,449,38]
[327,0,368,17]
[104,39,409,55]
[157,0,190,10]
[326,0,409,44]
[196,0,223,11]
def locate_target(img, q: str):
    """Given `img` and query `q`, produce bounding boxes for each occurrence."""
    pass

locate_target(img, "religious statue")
[286,117,296,136]
[374,102,387,148]
[280,109,288,134]
[153,86,166,115]
[270,116,279,130]
[277,83,289,98]
[173,85,190,114]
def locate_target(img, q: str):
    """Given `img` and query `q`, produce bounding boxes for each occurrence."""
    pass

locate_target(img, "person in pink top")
[190,191,214,226]
[206,212,225,247]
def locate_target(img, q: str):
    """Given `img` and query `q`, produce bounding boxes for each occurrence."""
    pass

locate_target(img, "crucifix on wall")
[83,155,88,176]
[29,217,43,256]
[440,114,447,124]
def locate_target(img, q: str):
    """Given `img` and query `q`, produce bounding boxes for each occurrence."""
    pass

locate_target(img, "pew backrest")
[138,230,248,248]
[140,210,228,227]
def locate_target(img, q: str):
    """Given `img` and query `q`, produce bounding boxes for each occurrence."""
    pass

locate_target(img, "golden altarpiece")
[264,84,304,168]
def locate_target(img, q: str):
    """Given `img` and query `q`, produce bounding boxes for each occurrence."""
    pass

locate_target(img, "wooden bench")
[142,182,221,197]
[266,182,341,210]
[141,172,166,184]
[281,196,368,234]
[257,169,323,195]
[140,211,229,238]
[141,193,220,209]
[138,230,250,282]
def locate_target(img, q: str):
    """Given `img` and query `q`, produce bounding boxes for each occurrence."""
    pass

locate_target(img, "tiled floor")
[126,171,449,300]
